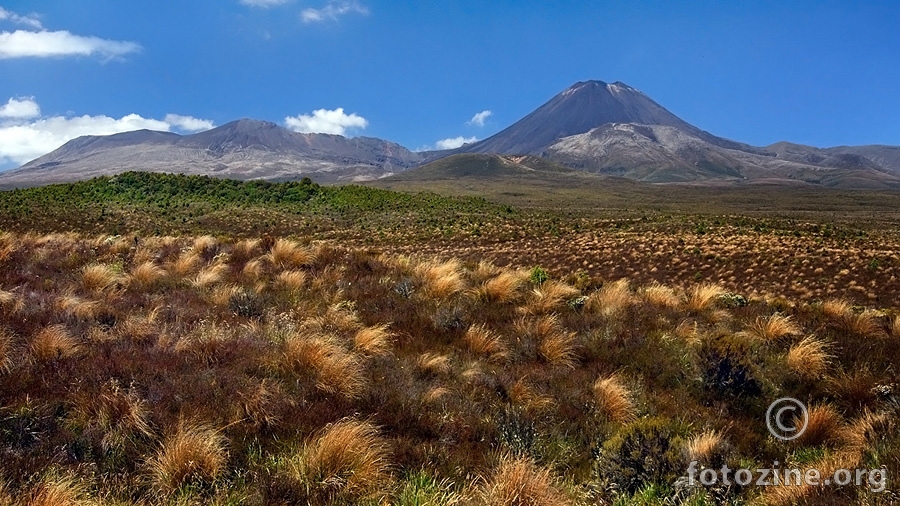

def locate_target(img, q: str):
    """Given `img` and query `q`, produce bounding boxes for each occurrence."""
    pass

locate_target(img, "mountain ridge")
[2,80,899,189]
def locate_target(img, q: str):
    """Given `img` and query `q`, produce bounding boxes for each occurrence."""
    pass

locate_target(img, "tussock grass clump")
[266,238,313,269]
[80,263,122,294]
[685,283,726,312]
[128,261,167,290]
[786,336,832,380]
[74,379,153,450]
[475,269,528,303]
[743,314,801,342]
[292,418,392,502]
[415,258,465,300]
[0,289,22,314]
[28,473,93,506]
[148,421,227,493]
[478,456,570,506]
[31,324,80,362]
[171,249,201,278]
[841,310,886,338]
[353,324,393,356]
[536,328,578,368]
[0,328,12,372]
[523,280,579,314]
[685,430,729,468]
[585,278,632,317]
[826,367,878,409]
[593,373,637,424]
[463,324,509,361]
[191,263,229,288]
[796,404,843,447]
[57,293,101,320]
[416,352,452,377]
[276,270,307,292]
[642,283,680,309]
[283,333,366,399]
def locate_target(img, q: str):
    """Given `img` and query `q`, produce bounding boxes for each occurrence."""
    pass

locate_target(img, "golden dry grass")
[353,324,393,356]
[276,270,308,292]
[80,264,122,294]
[283,333,367,399]
[0,328,11,373]
[685,430,728,466]
[585,278,632,317]
[267,238,312,269]
[31,324,80,362]
[294,418,392,501]
[592,373,637,424]
[642,283,680,309]
[522,280,579,315]
[536,328,578,369]
[171,250,201,278]
[148,421,227,493]
[416,352,452,376]
[127,261,167,290]
[743,314,801,342]
[786,335,832,379]
[475,269,527,303]
[463,324,509,362]
[191,263,229,288]
[685,283,726,312]
[795,403,843,447]
[28,474,92,506]
[57,293,101,320]
[509,379,556,414]
[479,456,570,506]
[0,289,22,314]
[415,258,465,300]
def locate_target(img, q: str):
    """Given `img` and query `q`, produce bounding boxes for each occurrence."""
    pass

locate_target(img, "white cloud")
[239,0,290,7]
[467,110,492,127]
[0,97,40,119]
[0,29,140,59]
[0,97,215,166]
[301,1,368,23]
[284,107,367,135]
[0,7,42,29]
[435,136,478,150]
[164,114,215,133]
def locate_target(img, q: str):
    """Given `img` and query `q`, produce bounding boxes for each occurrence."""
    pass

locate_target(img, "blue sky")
[1,1,899,168]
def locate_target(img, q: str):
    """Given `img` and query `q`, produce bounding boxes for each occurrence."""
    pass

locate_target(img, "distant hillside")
[3,81,900,189]
[0,119,426,188]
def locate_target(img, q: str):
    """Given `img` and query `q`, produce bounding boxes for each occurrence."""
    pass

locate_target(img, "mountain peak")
[462,79,693,155]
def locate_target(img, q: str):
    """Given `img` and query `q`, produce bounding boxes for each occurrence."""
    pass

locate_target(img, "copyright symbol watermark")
[766,397,808,441]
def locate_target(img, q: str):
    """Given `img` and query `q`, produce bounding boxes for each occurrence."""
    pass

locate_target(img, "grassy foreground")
[0,232,897,505]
